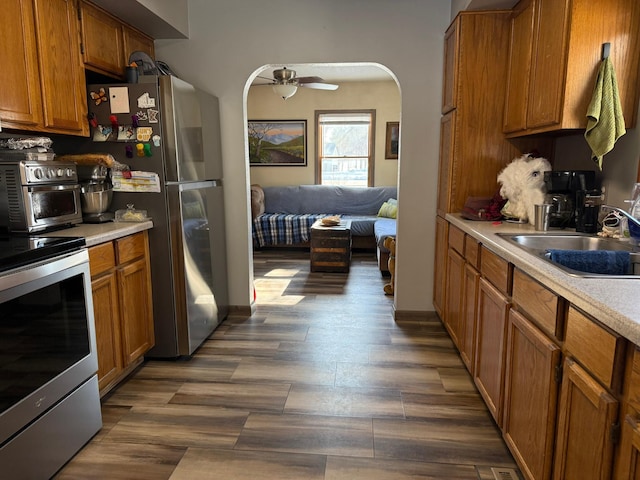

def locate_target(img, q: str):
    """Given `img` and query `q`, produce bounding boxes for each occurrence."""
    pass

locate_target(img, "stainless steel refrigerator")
[87,75,228,357]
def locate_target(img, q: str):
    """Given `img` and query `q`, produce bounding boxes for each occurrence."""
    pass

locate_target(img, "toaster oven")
[0,160,82,233]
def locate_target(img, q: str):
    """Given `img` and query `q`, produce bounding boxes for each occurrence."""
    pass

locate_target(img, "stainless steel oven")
[0,160,82,233]
[0,236,102,479]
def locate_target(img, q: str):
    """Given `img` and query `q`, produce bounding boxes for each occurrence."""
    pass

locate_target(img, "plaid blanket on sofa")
[253,213,331,247]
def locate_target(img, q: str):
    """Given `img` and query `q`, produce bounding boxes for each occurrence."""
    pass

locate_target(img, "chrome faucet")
[601,205,640,228]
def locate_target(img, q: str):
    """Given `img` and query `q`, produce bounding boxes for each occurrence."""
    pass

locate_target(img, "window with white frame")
[316,110,375,186]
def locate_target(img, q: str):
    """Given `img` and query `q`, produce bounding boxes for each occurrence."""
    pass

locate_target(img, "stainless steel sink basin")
[505,234,634,252]
[498,233,640,278]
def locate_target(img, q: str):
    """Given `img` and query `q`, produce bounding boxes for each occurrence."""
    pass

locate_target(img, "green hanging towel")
[584,57,626,170]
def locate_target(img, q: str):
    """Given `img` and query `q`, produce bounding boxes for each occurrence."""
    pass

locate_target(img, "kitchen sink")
[505,234,634,252]
[498,233,640,278]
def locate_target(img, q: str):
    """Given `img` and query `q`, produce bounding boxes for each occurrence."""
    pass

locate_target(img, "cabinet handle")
[610,422,621,445]
[554,363,563,383]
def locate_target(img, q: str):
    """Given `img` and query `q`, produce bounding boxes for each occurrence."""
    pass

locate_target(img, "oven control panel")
[20,161,79,185]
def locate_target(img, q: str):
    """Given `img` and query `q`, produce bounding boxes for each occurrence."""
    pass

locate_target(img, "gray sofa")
[250,184,397,272]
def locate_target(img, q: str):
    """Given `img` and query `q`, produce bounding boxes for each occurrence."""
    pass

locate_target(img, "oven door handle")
[27,183,81,193]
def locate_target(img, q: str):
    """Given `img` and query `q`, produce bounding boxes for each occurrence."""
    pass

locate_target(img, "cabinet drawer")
[512,268,564,340]
[448,224,465,255]
[116,232,147,264]
[564,306,626,392]
[88,242,116,277]
[464,235,480,269]
[480,247,512,296]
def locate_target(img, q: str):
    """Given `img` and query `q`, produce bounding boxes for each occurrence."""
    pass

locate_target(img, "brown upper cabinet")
[0,0,88,136]
[503,0,640,137]
[436,11,554,216]
[441,22,459,114]
[79,0,154,79]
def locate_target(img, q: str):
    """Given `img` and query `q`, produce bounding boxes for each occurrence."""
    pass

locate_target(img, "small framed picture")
[385,122,399,159]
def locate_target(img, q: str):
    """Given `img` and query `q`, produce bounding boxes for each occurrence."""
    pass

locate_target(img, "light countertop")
[51,220,154,247]
[446,214,640,345]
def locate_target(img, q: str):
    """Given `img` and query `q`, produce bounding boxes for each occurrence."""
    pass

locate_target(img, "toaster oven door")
[21,184,82,232]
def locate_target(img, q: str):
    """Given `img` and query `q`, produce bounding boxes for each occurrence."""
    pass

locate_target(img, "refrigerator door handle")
[165,180,223,191]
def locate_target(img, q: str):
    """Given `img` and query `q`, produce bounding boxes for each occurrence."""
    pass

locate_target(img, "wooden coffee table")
[310,219,352,273]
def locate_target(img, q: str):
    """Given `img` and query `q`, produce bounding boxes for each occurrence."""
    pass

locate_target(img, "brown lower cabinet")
[89,231,154,396]
[617,348,640,479]
[460,262,479,372]
[434,221,638,479]
[618,413,640,479]
[553,357,618,480]
[503,308,561,480]
[444,246,465,348]
[474,277,510,426]
[91,268,123,391]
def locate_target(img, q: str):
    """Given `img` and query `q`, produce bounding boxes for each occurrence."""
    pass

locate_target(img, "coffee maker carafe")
[575,189,602,233]
[543,170,597,229]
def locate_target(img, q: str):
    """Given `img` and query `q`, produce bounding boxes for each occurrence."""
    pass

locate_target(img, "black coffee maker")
[544,170,597,229]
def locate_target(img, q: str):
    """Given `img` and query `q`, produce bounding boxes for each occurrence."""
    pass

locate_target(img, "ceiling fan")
[255,67,339,99]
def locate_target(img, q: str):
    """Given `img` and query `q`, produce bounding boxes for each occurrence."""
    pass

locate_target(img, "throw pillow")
[387,198,398,205]
[378,201,397,219]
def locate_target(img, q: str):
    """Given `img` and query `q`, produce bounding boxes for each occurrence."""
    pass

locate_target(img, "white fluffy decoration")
[497,154,552,223]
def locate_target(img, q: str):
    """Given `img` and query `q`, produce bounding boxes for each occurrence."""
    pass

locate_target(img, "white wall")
[248,79,400,188]
[155,0,450,313]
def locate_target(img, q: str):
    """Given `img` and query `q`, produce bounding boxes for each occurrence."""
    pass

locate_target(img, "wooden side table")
[310,219,352,273]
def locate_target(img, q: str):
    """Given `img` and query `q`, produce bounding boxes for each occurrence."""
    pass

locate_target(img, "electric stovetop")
[0,235,86,274]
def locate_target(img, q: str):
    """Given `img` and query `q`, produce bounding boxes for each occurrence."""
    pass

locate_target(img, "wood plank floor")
[56,249,520,480]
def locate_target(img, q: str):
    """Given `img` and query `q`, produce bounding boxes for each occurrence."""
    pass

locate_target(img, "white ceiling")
[251,63,395,86]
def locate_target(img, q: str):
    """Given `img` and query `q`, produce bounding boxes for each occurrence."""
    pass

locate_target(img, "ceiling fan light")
[272,84,297,100]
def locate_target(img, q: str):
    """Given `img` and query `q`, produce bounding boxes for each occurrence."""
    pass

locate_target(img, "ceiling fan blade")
[296,76,325,84]
[256,75,276,83]
[299,82,339,91]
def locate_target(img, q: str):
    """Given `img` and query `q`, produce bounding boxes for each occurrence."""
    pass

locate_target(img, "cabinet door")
[436,111,455,216]
[0,0,43,128]
[617,414,640,480]
[33,0,88,134]
[503,0,535,133]
[445,247,465,348]
[433,216,448,318]
[117,256,154,365]
[526,0,569,129]
[474,277,510,425]
[503,309,561,480]
[80,0,124,77]
[441,18,459,114]
[460,263,479,373]
[553,357,618,480]
[92,272,123,392]
[123,25,154,66]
